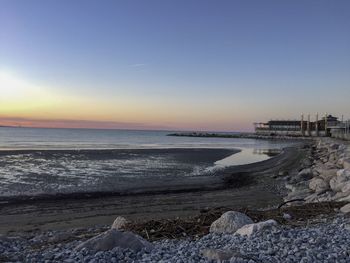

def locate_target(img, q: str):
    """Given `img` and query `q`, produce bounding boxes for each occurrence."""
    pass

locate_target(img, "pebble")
[1,215,349,262]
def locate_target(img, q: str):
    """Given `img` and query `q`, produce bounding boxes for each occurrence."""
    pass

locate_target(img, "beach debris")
[75,229,153,252]
[209,211,253,234]
[111,216,129,230]
[235,219,278,238]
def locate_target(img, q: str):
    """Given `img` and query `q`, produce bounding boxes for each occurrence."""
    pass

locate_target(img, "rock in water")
[209,211,253,234]
[111,216,128,230]
[235,220,278,237]
[75,229,153,252]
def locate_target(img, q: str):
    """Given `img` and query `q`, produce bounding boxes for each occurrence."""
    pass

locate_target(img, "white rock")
[111,216,128,230]
[309,177,329,193]
[209,211,253,234]
[75,229,153,252]
[340,203,350,214]
[235,220,278,237]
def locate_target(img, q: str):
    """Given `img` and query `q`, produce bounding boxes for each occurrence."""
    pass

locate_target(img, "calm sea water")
[0,127,296,198]
[0,127,289,150]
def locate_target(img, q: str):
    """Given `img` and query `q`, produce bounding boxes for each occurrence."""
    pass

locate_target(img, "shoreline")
[0,145,306,235]
[0,148,238,200]
[4,138,350,262]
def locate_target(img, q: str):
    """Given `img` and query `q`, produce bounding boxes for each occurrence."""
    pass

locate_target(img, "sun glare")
[0,70,62,116]
[0,71,28,99]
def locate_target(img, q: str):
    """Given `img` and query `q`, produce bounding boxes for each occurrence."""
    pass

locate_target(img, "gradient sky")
[0,0,349,131]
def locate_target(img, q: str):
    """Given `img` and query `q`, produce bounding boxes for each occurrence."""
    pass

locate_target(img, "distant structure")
[254,114,346,137]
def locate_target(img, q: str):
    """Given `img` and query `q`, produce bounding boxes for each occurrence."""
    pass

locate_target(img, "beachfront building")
[330,119,350,140]
[254,114,341,137]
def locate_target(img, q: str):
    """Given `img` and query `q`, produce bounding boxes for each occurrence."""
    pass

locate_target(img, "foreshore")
[0,146,303,235]
[1,138,350,262]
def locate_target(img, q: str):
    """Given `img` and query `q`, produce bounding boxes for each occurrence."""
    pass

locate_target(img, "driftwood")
[124,202,346,241]
[277,198,305,209]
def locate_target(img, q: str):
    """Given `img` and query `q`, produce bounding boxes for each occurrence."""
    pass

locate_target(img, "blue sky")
[0,0,349,131]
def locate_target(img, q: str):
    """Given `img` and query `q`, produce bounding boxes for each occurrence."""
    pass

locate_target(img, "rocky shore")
[1,138,350,262]
[283,138,350,210]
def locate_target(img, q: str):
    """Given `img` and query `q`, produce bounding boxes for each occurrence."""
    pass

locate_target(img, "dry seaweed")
[125,202,347,241]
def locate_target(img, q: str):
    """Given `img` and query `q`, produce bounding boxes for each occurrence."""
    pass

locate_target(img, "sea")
[0,127,297,199]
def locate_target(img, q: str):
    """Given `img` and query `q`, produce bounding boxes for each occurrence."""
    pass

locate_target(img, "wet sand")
[0,148,238,199]
[0,146,307,235]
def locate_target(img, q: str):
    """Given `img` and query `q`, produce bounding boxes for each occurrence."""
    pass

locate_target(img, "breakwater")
[168,132,308,140]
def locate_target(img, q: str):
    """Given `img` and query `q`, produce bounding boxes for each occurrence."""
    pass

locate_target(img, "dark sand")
[0,146,307,235]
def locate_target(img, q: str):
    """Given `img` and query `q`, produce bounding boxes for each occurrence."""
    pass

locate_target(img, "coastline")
[3,138,350,262]
[0,145,306,235]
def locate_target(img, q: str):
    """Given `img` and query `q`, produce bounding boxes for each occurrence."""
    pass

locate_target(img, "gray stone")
[309,177,329,193]
[330,191,350,201]
[75,229,153,252]
[341,181,350,193]
[329,170,350,192]
[343,159,350,170]
[235,220,278,237]
[291,168,313,183]
[340,203,350,214]
[111,216,128,230]
[324,162,337,169]
[209,211,253,234]
[317,169,337,182]
[338,194,350,202]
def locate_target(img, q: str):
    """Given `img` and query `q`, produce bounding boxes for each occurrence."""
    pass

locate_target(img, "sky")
[0,0,349,131]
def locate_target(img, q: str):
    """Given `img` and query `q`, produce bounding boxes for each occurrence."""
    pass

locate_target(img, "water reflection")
[214,148,281,167]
